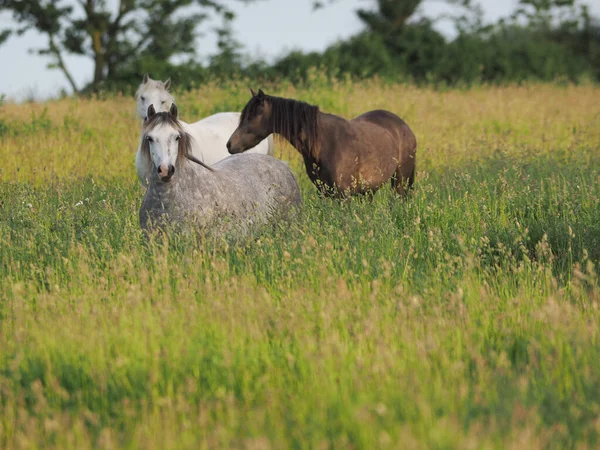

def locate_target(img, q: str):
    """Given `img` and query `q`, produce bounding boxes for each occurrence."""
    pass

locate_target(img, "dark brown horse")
[226,89,417,197]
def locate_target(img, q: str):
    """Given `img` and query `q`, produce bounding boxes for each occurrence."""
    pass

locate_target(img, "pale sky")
[0,0,597,100]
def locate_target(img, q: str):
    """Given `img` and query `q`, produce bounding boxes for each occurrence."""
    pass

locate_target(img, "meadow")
[1,78,600,449]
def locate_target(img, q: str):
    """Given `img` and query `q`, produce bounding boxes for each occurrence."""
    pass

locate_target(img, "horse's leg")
[391,166,415,198]
[359,190,375,203]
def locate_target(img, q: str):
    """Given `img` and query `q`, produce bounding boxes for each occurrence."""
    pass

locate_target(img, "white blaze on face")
[146,123,181,178]
[136,79,175,120]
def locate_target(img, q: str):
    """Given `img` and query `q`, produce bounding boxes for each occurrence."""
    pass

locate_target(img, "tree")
[350,0,478,81]
[355,0,478,32]
[314,0,482,40]
[0,0,253,93]
[207,14,244,76]
[513,0,584,29]
[511,0,600,80]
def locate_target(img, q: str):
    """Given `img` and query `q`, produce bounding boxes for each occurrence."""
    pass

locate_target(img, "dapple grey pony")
[138,104,301,235]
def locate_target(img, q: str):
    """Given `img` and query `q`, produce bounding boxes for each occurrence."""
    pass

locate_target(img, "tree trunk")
[85,0,106,89]
[92,30,105,86]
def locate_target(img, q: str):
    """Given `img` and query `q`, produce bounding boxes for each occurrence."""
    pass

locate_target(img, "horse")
[138,103,301,235]
[134,74,275,187]
[226,89,417,198]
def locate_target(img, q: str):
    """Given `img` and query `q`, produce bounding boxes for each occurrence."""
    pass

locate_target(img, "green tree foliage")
[208,15,245,77]
[276,0,599,85]
[356,0,422,33]
[0,0,253,93]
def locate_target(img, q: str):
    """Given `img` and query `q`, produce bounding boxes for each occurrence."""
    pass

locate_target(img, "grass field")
[1,79,600,449]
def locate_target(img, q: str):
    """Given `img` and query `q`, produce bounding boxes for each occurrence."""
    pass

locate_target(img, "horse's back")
[353,110,414,139]
[185,112,240,141]
[215,153,301,203]
[187,112,274,159]
[195,112,240,128]
[216,153,294,183]
[353,109,416,156]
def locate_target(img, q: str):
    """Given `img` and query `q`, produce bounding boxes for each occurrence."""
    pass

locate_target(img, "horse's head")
[141,103,192,183]
[227,88,272,154]
[136,74,175,121]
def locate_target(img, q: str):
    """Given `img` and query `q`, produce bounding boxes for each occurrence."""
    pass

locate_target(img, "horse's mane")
[140,112,194,169]
[241,94,320,158]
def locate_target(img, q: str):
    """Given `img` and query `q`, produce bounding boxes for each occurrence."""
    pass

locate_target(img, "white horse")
[138,104,301,235]
[134,74,274,186]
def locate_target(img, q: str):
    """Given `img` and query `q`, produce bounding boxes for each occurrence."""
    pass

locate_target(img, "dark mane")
[241,94,320,158]
[140,112,194,168]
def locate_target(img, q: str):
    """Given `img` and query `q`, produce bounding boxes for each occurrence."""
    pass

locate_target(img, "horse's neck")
[274,111,323,161]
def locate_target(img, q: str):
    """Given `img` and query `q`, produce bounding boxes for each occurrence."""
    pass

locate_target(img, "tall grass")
[1,79,600,449]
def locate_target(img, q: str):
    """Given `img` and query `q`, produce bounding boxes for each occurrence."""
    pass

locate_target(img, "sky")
[0,0,596,101]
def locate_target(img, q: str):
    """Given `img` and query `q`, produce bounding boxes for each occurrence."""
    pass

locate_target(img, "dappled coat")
[140,153,301,234]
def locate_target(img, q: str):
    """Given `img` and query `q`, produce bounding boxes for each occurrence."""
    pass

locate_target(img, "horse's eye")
[162,100,166,105]
[145,136,153,142]
[141,96,145,101]
[175,135,181,141]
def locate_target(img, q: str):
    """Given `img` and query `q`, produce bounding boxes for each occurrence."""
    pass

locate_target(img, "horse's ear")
[258,89,265,99]
[169,103,178,119]
[143,73,149,84]
[163,78,171,90]
[250,88,257,97]
[147,104,156,119]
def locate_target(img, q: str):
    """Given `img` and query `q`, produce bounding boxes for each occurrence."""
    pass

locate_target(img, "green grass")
[1,81,600,449]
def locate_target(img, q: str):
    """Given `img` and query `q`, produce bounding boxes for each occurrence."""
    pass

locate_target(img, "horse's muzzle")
[158,164,175,182]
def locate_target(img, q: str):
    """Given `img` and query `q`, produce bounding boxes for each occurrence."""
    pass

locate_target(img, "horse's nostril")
[168,165,175,176]
[157,167,162,174]
[226,140,231,151]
